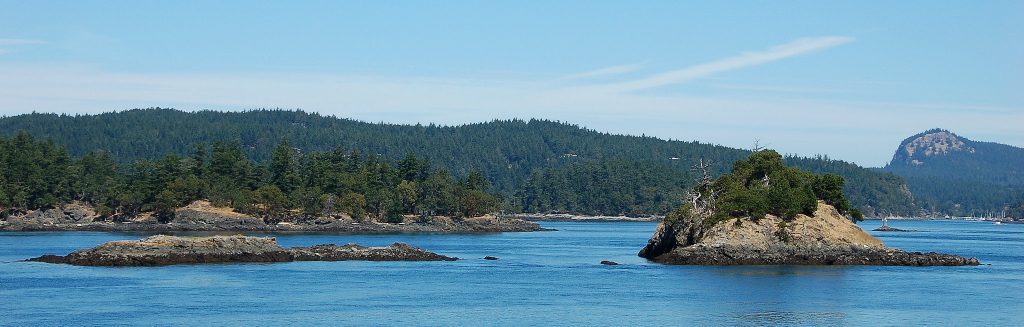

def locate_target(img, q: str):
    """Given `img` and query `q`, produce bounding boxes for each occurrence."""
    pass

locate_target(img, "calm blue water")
[2,220,1022,326]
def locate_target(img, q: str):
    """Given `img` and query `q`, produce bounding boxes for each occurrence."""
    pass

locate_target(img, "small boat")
[993,221,1003,225]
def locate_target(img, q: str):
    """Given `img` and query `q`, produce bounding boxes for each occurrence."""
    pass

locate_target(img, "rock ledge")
[29,235,456,266]
[2,201,546,233]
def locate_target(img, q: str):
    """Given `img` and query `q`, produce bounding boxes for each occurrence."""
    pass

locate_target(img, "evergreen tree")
[269,139,301,194]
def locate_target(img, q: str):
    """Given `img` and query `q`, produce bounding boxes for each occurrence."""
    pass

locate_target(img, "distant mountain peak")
[884,128,1019,195]
[896,129,976,166]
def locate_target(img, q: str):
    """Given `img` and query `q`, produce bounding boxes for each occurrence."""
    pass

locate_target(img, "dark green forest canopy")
[0,108,916,216]
[0,132,499,222]
[515,160,693,216]
[0,108,745,191]
[1009,202,1024,219]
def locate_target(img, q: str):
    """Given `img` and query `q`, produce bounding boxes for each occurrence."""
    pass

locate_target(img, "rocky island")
[638,150,979,266]
[29,235,456,266]
[2,201,545,233]
[871,217,916,232]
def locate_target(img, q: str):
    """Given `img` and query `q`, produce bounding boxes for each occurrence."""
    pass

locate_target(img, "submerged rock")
[639,202,979,266]
[483,256,499,260]
[29,235,456,266]
[600,260,619,265]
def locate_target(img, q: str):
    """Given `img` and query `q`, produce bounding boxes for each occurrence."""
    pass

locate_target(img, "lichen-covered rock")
[29,235,456,266]
[3,201,546,233]
[657,243,979,266]
[29,235,291,266]
[5,202,98,225]
[459,215,544,232]
[639,202,980,266]
[172,201,263,225]
[290,243,457,261]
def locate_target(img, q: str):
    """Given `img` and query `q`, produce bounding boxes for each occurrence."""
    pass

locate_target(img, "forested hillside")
[0,108,916,215]
[515,160,693,216]
[882,129,1024,216]
[0,109,744,191]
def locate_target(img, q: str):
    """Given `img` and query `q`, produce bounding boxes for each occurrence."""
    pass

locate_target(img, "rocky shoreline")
[639,202,980,266]
[1,201,548,233]
[516,213,661,222]
[29,235,457,266]
[648,243,978,266]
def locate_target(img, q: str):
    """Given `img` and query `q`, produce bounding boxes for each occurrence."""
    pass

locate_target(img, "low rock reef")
[872,225,916,232]
[2,201,547,233]
[516,213,662,222]
[29,235,456,266]
[639,202,979,266]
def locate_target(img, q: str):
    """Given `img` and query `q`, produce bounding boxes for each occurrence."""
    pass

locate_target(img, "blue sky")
[1,1,1021,166]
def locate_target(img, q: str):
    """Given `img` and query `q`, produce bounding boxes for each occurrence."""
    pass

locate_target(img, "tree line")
[0,108,923,216]
[0,132,499,222]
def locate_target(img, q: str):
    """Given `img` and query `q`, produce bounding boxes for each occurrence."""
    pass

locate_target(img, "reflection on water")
[722,266,850,277]
[731,310,847,326]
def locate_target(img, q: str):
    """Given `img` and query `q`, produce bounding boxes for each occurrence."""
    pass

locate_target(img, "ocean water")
[1,220,1022,326]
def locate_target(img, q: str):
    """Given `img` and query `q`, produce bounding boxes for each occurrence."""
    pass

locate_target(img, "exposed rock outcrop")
[29,235,456,266]
[3,201,547,233]
[897,130,975,166]
[172,201,263,226]
[4,202,98,225]
[290,243,456,262]
[639,202,979,266]
[516,213,662,222]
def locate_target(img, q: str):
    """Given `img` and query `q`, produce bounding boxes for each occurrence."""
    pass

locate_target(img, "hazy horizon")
[2,1,1021,166]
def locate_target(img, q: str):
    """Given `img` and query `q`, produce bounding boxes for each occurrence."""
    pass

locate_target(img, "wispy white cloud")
[709,82,855,95]
[595,36,854,92]
[561,64,644,81]
[0,38,45,46]
[0,38,45,55]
